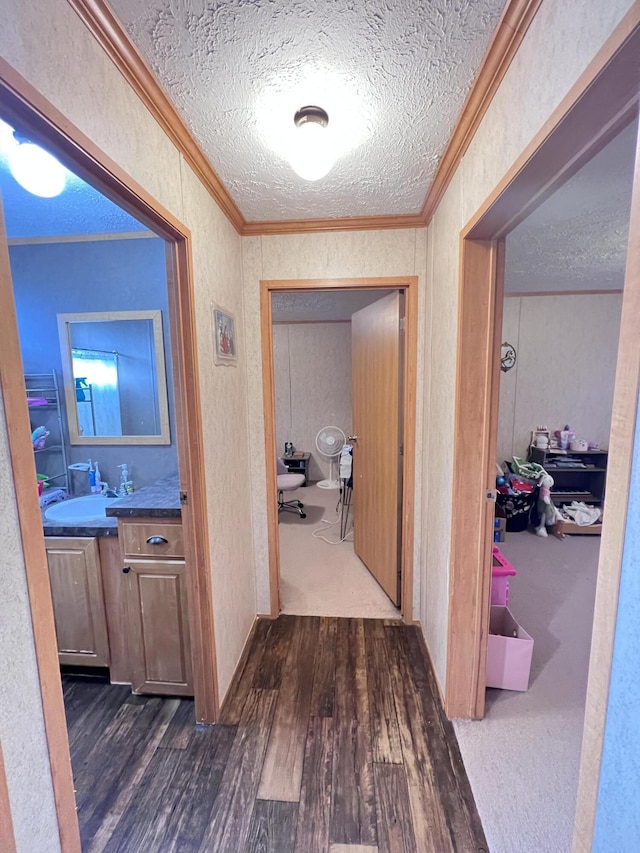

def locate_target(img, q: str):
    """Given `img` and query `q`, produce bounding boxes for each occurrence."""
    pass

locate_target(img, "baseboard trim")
[217,616,262,720]
[412,619,448,713]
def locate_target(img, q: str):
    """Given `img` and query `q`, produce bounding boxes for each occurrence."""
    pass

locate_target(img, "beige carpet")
[278,483,400,618]
[454,532,600,853]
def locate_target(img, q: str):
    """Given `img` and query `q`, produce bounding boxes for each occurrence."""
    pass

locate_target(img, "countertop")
[42,474,181,537]
[42,513,119,538]
[106,474,181,518]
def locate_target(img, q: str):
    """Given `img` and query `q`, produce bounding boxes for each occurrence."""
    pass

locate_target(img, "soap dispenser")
[117,464,133,496]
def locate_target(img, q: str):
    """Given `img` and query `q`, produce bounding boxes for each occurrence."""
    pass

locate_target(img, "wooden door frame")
[0,58,219,851]
[260,276,418,623]
[446,4,640,847]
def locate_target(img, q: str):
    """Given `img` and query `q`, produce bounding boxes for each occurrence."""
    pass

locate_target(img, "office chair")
[277,457,306,518]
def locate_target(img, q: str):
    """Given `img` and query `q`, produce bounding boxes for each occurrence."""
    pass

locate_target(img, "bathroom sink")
[44,494,119,524]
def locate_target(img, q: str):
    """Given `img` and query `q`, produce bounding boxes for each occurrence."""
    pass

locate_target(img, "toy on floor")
[535,471,564,537]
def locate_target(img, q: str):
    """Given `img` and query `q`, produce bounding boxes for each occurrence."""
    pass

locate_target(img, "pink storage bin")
[491,545,517,606]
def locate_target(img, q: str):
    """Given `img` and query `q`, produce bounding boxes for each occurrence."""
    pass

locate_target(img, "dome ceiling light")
[289,106,335,182]
[8,132,68,198]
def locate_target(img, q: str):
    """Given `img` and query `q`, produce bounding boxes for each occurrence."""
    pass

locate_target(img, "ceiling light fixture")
[289,106,335,181]
[8,133,67,198]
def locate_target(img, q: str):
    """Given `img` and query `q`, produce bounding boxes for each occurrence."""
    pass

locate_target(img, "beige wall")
[497,294,623,464]
[273,323,352,481]
[0,2,256,841]
[242,230,428,615]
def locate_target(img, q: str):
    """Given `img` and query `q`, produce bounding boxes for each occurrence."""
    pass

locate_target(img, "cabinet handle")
[146,535,168,545]
[122,566,131,574]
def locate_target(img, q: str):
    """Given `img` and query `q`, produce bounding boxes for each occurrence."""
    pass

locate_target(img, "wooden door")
[351,291,403,604]
[124,558,193,695]
[45,536,110,666]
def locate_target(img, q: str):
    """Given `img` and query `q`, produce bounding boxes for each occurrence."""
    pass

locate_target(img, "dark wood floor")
[64,615,487,852]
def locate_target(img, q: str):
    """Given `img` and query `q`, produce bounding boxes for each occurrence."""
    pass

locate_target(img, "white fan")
[315,426,346,489]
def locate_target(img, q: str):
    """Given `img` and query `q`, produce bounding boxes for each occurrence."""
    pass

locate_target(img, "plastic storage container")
[491,545,517,606]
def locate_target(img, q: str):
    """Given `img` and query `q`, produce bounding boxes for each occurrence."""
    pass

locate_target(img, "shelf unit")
[528,446,608,508]
[281,452,311,485]
[75,380,97,437]
[26,370,69,493]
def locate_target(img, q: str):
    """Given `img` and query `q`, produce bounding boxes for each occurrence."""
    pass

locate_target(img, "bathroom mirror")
[57,310,171,445]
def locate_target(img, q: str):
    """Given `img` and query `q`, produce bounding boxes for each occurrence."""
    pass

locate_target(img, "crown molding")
[68,0,542,237]
[421,0,544,225]
[242,212,425,236]
[67,0,246,234]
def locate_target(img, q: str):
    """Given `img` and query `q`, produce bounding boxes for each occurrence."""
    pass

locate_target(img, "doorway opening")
[446,14,640,851]
[261,277,418,623]
[453,116,636,853]
[271,287,398,618]
[0,70,217,849]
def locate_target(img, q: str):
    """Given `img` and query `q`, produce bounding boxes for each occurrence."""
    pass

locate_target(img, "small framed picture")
[211,303,238,366]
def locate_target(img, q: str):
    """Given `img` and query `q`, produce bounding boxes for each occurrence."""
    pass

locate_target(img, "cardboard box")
[493,507,506,542]
[486,606,533,691]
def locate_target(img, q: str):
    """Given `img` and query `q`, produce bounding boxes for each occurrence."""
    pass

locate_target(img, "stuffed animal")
[536,472,563,537]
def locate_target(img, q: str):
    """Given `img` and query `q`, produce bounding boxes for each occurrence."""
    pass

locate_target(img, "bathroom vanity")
[43,474,192,696]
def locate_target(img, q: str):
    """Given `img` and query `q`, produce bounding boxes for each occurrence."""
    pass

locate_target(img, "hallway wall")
[0,3,256,844]
[421,0,636,690]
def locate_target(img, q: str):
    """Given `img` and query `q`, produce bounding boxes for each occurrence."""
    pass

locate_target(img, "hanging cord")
[312,494,353,544]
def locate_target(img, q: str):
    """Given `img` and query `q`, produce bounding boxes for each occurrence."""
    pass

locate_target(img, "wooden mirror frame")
[57,309,171,445]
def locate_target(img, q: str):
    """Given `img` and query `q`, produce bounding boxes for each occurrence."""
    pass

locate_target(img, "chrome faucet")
[98,481,118,498]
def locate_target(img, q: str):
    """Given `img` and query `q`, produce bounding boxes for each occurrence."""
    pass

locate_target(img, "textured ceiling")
[108,0,506,221]
[0,119,145,239]
[272,289,391,322]
[505,119,638,294]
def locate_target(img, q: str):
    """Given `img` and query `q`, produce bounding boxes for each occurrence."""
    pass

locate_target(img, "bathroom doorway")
[0,80,217,847]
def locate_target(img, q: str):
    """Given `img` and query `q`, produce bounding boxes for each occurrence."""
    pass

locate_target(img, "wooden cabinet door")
[124,558,193,696]
[45,537,110,667]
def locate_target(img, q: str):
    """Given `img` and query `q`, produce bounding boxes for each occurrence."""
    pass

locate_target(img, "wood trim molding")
[66,0,543,238]
[166,239,220,723]
[573,118,640,853]
[67,0,245,234]
[260,282,281,616]
[0,741,17,853]
[446,237,501,719]
[504,289,624,298]
[217,616,260,720]
[243,213,425,236]
[0,203,81,851]
[260,276,418,624]
[422,0,543,224]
